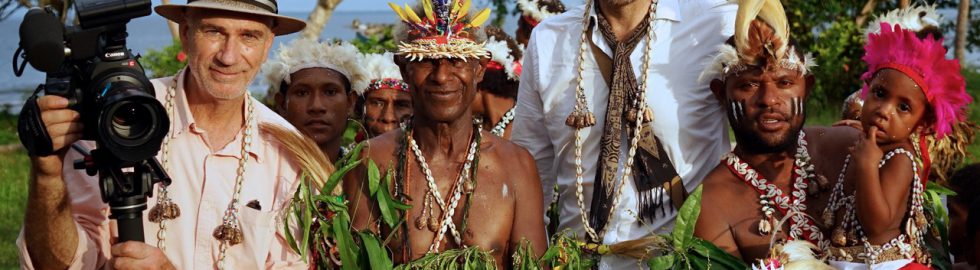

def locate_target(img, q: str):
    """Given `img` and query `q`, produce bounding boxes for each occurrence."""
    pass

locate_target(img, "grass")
[961,68,980,165]
[0,114,29,269]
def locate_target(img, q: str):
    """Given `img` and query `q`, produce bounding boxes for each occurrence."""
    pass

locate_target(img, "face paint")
[730,99,746,125]
[789,96,804,119]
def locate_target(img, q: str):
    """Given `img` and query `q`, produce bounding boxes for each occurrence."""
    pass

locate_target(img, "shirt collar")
[587,0,682,24]
[168,68,265,163]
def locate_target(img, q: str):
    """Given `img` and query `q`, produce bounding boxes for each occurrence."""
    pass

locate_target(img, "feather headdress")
[356,52,409,96]
[860,23,971,138]
[483,26,522,81]
[699,0,814,83]
[389,0,492,61]
[516,0,565,27]
[262,39,367,99]
[865,4,941,37]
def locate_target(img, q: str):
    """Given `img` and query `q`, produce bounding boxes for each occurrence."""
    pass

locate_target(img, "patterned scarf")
[588,7,682,232]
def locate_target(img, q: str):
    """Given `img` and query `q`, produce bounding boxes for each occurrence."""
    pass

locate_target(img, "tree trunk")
[855,0,878,28]
[955,0,969,63]
[899,0,909,8]
[301,0,343,41]
[161,0,180,41]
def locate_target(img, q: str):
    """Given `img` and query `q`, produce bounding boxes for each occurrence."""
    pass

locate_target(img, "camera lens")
[97,86,169,163]
[110,103,152,140]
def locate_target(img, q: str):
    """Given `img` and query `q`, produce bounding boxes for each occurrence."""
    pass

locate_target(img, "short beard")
[732,125,801,155]
[726,100,805,155]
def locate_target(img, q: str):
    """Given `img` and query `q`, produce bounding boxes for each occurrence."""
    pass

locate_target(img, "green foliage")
[351,26,398,54]
[141,40,187,78]
[925,182,957,270]
[282,145,393,270]
[486,0,508,27]
[539,231,598,269]
[650,186,747,270]
[395,246,497,269]
[0,150,29,269]
[784,0,868,110]
[540,186,746,270]
[808,20,867,108]
[512,239,541,269]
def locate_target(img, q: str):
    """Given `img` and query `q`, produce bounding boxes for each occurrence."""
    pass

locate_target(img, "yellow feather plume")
[735,0,790,60]
[458,0,472,20]
[468,7,491,27]
[258,123,339,195]
[404,4,423,24]
[422,0,435,22]
[757,0,789,58]
[389,2,408,22]
[734,0,765,60]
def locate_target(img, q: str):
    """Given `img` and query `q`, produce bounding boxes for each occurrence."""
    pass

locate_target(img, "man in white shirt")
[511,0,736,268]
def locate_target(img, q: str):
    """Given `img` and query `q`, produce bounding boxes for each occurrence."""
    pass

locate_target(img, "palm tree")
[955,0,970,63]
[301,0,344,41]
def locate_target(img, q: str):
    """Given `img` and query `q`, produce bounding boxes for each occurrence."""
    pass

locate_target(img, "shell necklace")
[723,131,826,248]
[490,106,516,136]
[569,0,658,243]
[407,122,482,253]
[148,72,256,269]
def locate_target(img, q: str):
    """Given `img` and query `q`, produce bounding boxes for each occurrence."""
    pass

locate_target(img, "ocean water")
[0,10,520,111]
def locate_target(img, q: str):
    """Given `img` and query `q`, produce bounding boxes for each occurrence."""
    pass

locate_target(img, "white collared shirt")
[511,0,736,268]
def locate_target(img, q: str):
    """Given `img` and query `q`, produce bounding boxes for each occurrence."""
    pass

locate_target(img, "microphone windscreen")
[19,9,65,73]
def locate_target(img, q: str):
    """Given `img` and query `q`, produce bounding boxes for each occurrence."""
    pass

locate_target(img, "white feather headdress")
[699,0,815,83]
[484,36,520,81]
[516,0,560,24]
[865,4,941,37]
[261,39,368,98]
[356,52,409,96]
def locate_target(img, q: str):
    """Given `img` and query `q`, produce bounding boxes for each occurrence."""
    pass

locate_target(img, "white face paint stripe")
[730,100,739,124]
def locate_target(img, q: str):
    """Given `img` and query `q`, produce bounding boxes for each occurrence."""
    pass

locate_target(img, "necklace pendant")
[757,218,772,236]
[427,216,440,232]
[565,111,596,129]
[642,106,654,123]
[148,202,181,222]
[906,218,920,238]
[846,229,857,246]
[212,224,244,246]
[832,227,847,246]
[822,210,834,227]
[914,212,928,230]
[415,216,427,230]
[464,181,476,193]
[149,204,164,222]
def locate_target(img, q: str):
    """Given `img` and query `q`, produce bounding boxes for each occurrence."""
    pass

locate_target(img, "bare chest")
[386,156,517,266]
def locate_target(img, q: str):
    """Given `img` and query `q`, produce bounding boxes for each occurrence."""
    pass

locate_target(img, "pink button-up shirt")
[17,69,307,269]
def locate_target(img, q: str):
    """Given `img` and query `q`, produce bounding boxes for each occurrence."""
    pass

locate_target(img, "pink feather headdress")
[860,22,972,138]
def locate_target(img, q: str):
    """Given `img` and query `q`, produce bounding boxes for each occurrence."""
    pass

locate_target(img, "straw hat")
[155,0,306,35]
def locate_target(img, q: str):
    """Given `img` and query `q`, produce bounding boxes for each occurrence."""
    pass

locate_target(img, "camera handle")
[72,143,172,242]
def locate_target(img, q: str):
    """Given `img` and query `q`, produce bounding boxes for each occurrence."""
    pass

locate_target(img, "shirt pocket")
[226,206,276,269]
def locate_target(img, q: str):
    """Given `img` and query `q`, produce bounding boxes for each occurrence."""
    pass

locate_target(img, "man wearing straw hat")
[18,0,311,269]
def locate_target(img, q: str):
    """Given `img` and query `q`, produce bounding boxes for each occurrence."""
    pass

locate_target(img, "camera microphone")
[20,8,66,73]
